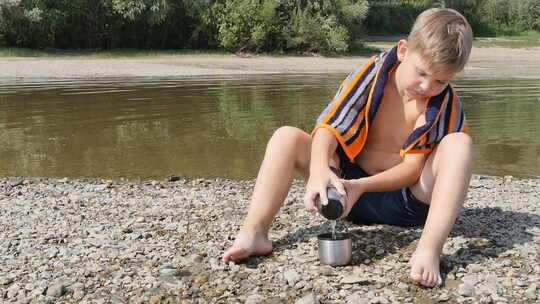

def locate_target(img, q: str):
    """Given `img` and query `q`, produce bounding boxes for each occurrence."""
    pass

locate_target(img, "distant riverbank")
[1,45,540,79]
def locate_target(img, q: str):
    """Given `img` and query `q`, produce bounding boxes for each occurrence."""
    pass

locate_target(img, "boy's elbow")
[403,159,425,183]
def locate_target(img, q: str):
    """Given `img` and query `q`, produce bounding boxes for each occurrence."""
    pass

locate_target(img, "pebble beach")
[1,175,539,304]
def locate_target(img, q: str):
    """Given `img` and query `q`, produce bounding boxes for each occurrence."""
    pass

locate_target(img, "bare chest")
[366,94,424,150]
[355,90,425,173]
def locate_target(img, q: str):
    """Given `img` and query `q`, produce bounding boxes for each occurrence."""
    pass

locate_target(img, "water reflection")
[0,76,539,179]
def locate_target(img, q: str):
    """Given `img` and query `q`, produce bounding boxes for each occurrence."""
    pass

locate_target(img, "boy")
[223,8,473,287]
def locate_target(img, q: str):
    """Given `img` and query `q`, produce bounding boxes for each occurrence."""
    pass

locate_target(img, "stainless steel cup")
[318,232,352,266]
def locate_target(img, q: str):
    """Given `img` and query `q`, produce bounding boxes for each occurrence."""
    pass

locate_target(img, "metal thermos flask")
[320,187,346,220]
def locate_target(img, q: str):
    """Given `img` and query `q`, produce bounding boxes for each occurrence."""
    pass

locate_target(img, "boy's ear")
[397,39,408,62]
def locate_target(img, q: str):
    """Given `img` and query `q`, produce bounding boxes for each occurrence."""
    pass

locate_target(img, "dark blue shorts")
[335,148,430,227]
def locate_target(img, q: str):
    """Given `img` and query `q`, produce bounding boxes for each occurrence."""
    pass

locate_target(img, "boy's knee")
[271,126,305,143]
[440,132,472,149]
[438,133,473,161]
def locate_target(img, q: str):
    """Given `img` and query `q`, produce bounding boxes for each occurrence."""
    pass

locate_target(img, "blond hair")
[407,8,473,72]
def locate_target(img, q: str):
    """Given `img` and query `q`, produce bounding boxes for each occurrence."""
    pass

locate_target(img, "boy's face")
[395,40,457,100]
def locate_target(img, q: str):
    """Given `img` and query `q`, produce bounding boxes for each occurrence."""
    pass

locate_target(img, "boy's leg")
[408,132,473,287]
[222,126,313,262]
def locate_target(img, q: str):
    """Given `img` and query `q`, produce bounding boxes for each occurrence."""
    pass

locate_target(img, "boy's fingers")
[331,179,346,197]
[319,189,328,206]
[335,181,347,197]
[304,190,319,212]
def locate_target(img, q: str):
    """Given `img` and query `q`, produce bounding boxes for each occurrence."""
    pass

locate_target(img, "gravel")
[0,175,538,303]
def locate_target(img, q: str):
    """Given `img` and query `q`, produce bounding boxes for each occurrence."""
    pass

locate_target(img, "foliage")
[363,0,426,35]
[1,0,539,52]
[206,0,369,54]
[364,0,540,36]
[0,0,215,49]
[0,0,369,53]
[478,0,540,32]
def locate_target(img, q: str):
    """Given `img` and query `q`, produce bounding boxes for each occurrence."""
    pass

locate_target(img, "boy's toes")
[409,266,424,283]
[410,267,442,287]
[423,271,442,287]
[426,272,436,287]
[436,274,443,286]
[222,247,248,263]
[423,271,431,285]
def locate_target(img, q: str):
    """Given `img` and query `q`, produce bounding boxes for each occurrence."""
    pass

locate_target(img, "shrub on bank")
[365,0,540,36]
[0,0,369,54]
[1,0,539,52]
[206,0,368,53]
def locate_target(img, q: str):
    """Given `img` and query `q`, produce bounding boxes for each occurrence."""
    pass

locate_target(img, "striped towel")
[312,46,468,160]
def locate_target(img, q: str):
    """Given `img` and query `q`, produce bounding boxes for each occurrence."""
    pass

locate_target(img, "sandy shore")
[2,46,540,79]
[0,176,538,303]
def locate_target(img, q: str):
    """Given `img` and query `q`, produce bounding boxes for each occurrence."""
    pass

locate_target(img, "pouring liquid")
[330,220,337,239]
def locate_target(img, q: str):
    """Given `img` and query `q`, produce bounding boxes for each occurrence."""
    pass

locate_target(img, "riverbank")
[0,175,538,303]
[2,45,540,79]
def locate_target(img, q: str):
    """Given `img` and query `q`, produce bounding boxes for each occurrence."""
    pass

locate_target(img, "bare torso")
[356,79,426,175]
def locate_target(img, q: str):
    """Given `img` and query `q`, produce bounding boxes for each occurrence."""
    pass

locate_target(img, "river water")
[1,75,539,179]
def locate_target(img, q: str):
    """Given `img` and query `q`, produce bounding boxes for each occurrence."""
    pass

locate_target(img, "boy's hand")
[304,168,346,213]
[337,178,366,219]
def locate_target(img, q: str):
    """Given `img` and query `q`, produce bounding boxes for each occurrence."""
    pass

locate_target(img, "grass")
[345,41,383,56]
[1,31,539,58]
[0,47,50,57]
[0,47,230,58]
[473,31,540,48]
[361,31,540,49]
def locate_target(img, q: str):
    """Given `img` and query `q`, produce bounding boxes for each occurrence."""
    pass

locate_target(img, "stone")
[468,264,483,273]
[514,279,526,287]
[0,276,14,285]
[245,294,265,304]
[438,293,450,301]
[396,282,409,291]
[295,293,320,304]
[341,275,369,284]
[46,283,66,297]
[458,282,475,297]
[148,295,162,304]
[284,270,301,286]
[461,274,480,286]
[346,292,370,304]
[160,268,182,276]
[194,276,208,284]
[525,286,538,300]
[9,177,24,187]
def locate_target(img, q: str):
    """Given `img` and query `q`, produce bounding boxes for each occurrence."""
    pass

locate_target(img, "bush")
[364,0,540,36]
[0,0,369,53]
[0,0,59,48]
[363,0,429,35]
[207,0,369,54]
[0,0,215,50]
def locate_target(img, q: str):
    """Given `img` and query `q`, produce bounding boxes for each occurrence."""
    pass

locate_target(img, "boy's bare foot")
[409,248,443,287]
[222,231,272,263]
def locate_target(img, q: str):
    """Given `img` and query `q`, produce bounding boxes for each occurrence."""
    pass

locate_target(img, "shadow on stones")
[242,207,539,272]
[444,207,540,270]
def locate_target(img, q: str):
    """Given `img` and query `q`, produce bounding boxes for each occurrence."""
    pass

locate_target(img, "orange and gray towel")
[312,46,468,160]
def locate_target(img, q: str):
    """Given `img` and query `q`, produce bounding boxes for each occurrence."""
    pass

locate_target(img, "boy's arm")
[304,128,346,212]
[349,152,428,193]
[338,151,427,219]
[351,112,430,193]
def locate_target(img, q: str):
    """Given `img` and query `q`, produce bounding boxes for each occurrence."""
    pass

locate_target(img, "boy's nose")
[418,81,435,95]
